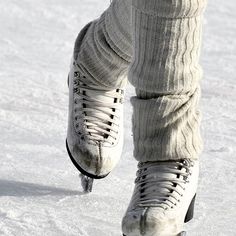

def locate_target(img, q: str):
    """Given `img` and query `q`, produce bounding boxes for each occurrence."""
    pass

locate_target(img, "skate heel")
[184,194,196,223]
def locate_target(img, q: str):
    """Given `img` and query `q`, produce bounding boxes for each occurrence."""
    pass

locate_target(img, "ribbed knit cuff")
[132,0,207,19]
[74,11,130,89]
[131,86,203,162]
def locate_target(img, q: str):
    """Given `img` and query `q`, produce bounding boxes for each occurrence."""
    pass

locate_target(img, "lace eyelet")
[135,177,140,183]
[137,170,142,175]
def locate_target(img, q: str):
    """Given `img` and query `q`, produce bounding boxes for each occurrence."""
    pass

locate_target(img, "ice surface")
[0,0,235,235]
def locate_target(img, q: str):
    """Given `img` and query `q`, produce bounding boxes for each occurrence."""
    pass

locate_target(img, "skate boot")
[66,60,125,192]
[122,159,198,236]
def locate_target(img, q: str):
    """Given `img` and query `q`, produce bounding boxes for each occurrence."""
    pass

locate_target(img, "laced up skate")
[66,61,125,192]
[122,159,198,236]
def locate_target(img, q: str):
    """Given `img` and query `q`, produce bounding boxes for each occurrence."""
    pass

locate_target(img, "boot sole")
[66,139,109,179]
[122,194,196,236]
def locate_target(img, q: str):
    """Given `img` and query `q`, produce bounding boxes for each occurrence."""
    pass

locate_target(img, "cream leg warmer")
[73,0,207,161]
[130,0,207,161]
[74,0,132,88]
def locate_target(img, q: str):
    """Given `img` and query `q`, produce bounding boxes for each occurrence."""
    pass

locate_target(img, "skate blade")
[79,173,94,193]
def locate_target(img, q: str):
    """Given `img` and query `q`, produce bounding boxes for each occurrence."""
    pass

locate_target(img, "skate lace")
[133,159,193,210]
[73,70,124,144]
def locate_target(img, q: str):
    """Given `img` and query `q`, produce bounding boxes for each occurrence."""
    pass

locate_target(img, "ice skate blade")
[66,139,110,180]
[79,173,94,193]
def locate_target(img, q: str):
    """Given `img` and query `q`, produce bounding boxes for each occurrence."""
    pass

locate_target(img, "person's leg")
[66,0,133,183]
[129,0,207,162]
[73,0,133,88]
[122,0,207,235]
[75,0,207,163]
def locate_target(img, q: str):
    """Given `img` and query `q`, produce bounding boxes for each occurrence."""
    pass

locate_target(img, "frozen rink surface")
[0,0,235,235]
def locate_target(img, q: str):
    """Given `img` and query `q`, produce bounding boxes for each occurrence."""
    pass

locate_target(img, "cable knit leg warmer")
[129,0,207,162]
[73,0,132,88]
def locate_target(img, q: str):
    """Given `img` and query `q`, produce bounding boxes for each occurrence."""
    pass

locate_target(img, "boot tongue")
[140,161,186,181]
[85,89,115,103]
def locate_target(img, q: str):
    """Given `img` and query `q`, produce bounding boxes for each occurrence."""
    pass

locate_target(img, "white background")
[0,0,235,235]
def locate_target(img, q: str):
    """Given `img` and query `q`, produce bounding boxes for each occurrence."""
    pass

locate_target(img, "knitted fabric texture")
[74,0,207,161]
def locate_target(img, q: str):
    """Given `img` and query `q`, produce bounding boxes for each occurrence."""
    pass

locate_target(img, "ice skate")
[66,60,125,192]
[122,159,198,236]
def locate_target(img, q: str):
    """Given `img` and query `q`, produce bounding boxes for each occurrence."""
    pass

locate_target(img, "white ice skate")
[122,159,198,236]
[66,61,125,192]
